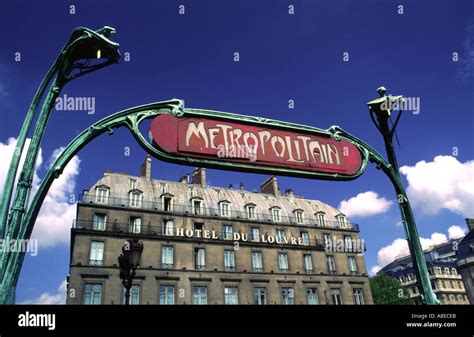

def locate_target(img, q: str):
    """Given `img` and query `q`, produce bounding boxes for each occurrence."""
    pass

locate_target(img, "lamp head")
[58,26,121,83]
[367,86,404,117]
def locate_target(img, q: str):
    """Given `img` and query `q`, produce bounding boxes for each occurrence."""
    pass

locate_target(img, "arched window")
[129,190,143,208]
[191,197,203,215]
[315,212,326,227]
[245,203,256,220]
[161,193,174,212]
[219,200,231,217]
[293,209,304,224]
[270,207,281,222]
[95,185,109,204]
[336,214,346,228]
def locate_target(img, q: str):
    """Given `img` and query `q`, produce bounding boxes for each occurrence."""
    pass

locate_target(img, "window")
[129,179,137,190]
[161,245,173,269]
[193,286,207,305]
[444,268,450,275]
[323,233,331,249]
[224,250,235,271]
[246,204,256,219]
[162,219,174,236]
[411,286,418,294]
[344,235,353,251]
[330,288,342,305]
[194,248,206,270]
[431,280,437,290]
[317,212,326,227]
[271,208,281,222]
[222,224,233,240]
[122,284,140,305]
[306,288,319,305]
[252,251,263,272]
[129,191,142,208]
[281,287,294,305]
[83,283,102,305]
[162,196,173,212]
[192,199,202,215]
[220,202,230,217]
[254,287,267,305]
[304,254,313,273]
[89,241,104,266]
[278,252,289,272]
[276,229,285,242]
[159,285,175,305]
[95,188,109,204]
[442,280,446,288]
[129,217,141,234]
[250,227,260,242]
[194,222,203,232]
[452,268,457,275]
[224,287,238,305]
[92,213,106,231]
[301,231,309,245]
[353,288,364,305]
[337,215,346,228]
[295,210,304,224]
[348,256,358,274]
[326,255,336,274]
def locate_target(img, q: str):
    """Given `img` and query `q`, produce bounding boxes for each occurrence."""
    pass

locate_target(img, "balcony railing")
[161,263,173,270]
[72,219,327,249]
[89,259,103,266]
[79,194,359,231]
[195,264,206,271]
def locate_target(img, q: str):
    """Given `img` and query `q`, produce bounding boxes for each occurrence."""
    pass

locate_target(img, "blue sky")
[0,0,473,303]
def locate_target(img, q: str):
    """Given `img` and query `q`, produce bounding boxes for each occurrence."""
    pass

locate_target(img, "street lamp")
[118,239,144,305]
[367,87,439,305]
[0,26,120,304]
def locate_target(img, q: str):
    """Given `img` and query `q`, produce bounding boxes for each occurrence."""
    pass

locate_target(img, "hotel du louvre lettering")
[169,227,308,246]
[151,114,363,177]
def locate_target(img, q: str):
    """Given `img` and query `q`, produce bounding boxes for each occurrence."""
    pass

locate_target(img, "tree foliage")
[369,274,413,304]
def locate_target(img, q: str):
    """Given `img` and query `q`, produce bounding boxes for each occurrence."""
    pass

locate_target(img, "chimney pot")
[192,167,206,187]
[260,176,279,196]
[139,155,152,180]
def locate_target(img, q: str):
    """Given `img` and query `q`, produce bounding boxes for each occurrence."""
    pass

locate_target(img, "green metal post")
[368,87,439,305]
[0,26,120,304]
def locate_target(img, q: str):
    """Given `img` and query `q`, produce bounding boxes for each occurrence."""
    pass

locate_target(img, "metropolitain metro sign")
[150,111,367,180]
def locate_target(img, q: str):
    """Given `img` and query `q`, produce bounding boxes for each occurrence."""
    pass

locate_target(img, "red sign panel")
[151,114,362,176]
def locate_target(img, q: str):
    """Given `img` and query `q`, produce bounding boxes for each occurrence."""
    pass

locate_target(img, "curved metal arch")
[2,99,183,291]
[2,99,399,297]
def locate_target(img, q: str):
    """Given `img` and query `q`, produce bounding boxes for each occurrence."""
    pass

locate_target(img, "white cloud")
[400,155,474,218]
[369,227,466,275]
[448,225,466,240]
[21,280,67,304]
[0,138,80,248]
[459,24,474,80]
[338,191,392,217]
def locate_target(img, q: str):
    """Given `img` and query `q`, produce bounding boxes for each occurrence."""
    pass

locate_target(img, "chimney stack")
[260,176,279,196]
[239,182,245,191]
[285,188,294,197]
[192,167,206,187]
[139,155,152,180]
[465,218,474,232]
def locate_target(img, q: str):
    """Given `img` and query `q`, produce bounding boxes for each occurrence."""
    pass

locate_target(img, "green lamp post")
[367,87,439,305]
[0,26,121,304]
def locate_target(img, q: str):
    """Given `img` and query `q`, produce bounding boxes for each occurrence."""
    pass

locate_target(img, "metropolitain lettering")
[184,121,341,166]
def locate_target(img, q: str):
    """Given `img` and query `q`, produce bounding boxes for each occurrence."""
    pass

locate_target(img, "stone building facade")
[66,157,373,305]
[380,238,469,305]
